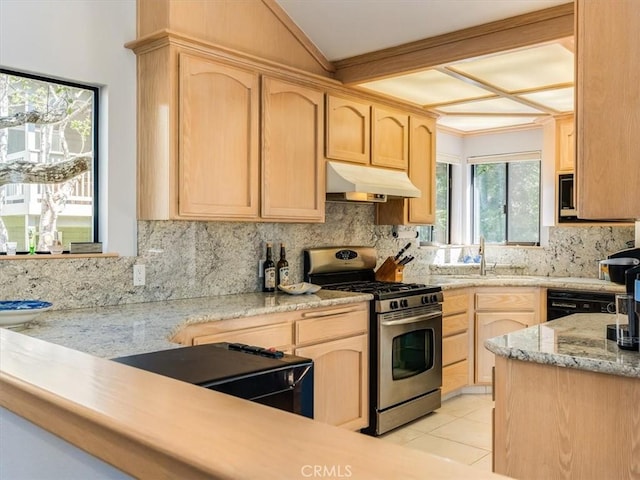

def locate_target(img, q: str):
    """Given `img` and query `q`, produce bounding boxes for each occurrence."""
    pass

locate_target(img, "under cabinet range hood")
[325,161,421,203]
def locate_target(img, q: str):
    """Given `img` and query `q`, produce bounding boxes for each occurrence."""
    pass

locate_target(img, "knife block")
[375,257,404,282]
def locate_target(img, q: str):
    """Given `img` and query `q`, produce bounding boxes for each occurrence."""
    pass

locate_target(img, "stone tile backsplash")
[0,202,634,310]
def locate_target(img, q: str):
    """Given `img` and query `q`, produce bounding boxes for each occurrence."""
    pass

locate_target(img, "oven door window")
[392,328,434,380]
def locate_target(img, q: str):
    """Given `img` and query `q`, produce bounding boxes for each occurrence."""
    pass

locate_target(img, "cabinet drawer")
[296,305,368,345]
[443,292,469,316]
[476,292,537,311]
[442,332,468,366]
[443,312,468,337]
[193,322,293,348]
[442,360,468,395]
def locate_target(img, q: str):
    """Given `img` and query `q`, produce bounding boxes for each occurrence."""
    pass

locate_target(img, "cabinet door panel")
[475,312,537,383]
[443,332,468,366]
[576,0,640,219]
[408,116,436,224]
[443,313,468,337]
[192,322,293,349]
[295,334,368,430]
[262,78,324,222]
[326,95,370,164]
[179,53,259,218]
[296,306,368,345]
[476,292,537,311]
[556,115,574,173]
[442,360,468,395]
[443,291,470,317]
[371,107,408,170]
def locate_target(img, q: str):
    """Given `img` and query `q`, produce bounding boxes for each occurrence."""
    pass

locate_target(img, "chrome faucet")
[479,236,486,276]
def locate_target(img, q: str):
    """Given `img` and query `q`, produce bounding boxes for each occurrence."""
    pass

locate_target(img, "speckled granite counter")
[13,274,626,361]
[17,290,372,359]
[485,313,640,378]
[415,274,627,293]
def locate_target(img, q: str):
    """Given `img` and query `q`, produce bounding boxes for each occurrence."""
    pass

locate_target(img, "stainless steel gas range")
[305,246,443,436]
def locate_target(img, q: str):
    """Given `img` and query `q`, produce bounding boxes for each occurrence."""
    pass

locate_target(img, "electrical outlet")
[133,264,146,286]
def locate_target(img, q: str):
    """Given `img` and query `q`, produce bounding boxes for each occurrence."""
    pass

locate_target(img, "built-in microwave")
[558,173,578,221]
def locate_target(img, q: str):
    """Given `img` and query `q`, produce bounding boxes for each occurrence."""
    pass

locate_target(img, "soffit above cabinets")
[357,40,574,133]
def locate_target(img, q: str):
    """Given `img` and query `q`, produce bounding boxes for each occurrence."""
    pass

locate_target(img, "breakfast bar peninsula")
[486,313,640,480]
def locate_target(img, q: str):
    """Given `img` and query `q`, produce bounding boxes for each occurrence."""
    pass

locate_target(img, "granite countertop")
[417,274,627,292]
[14,274,626,361]
[485,313,640,378]
[18,290,372,359]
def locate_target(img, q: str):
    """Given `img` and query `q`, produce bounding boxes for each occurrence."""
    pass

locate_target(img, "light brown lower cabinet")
[171,302,369,430]
[441,289,471,395]
[295,334,368,430]
[191,322,292,350]
[475,288,540,384]
[442,360,469,395]
[494,355,640,479]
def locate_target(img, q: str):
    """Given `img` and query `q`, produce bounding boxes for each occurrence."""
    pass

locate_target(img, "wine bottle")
[277,243,290,287]
[263,243,276,292]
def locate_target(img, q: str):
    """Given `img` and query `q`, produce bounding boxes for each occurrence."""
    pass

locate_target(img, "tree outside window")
[0,70,98,252]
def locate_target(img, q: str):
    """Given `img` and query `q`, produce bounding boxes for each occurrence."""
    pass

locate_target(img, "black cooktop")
[320,280,441,300]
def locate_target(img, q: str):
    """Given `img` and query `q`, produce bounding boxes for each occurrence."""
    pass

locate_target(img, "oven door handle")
[381,311,441,326]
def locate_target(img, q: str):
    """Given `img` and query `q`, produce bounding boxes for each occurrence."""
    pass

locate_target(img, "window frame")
[419,161,452,245]
[0,68,100,246]
[470,159,541,246]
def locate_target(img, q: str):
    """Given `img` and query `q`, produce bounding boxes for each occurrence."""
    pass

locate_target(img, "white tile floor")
[379,394,493,471]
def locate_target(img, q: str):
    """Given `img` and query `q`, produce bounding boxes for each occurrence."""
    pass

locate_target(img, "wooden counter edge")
[0,329,509,480]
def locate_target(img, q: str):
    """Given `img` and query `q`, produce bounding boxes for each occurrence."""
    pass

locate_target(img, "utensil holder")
[375,257,404,282]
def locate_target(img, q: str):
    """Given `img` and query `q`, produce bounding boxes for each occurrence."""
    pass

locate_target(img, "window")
[471,159,540,245]
[0,69,98,252]
[419,162,451,245]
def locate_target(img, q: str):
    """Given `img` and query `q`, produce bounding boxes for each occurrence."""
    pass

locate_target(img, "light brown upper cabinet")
[261,77,325,222]
[576,0,640,220]
[179,53,260,219]
[325,95,371,164]
[376,115,436,225]
[134,42,325,223]
[371,106,409,170]
[326,97,409,171]
[555,114,574,173]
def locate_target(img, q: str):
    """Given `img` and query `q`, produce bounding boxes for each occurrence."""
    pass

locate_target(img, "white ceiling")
[275,0,573,133]
[275,0,570,61]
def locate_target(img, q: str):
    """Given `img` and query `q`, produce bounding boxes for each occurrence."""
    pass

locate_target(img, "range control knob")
[421,296,429,305]
[431,294,439,303]
[400,299,409,308]
[390,300,399,310]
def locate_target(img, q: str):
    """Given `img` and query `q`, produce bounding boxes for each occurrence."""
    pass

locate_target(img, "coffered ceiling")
[358,40,574,132]
[275,0,574,133]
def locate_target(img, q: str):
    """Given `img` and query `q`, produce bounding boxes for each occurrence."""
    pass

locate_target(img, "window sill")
[0,253,119,260]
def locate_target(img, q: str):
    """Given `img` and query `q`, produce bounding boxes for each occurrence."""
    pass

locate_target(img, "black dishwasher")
[546,289,616,320]
[113,342,314,418]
